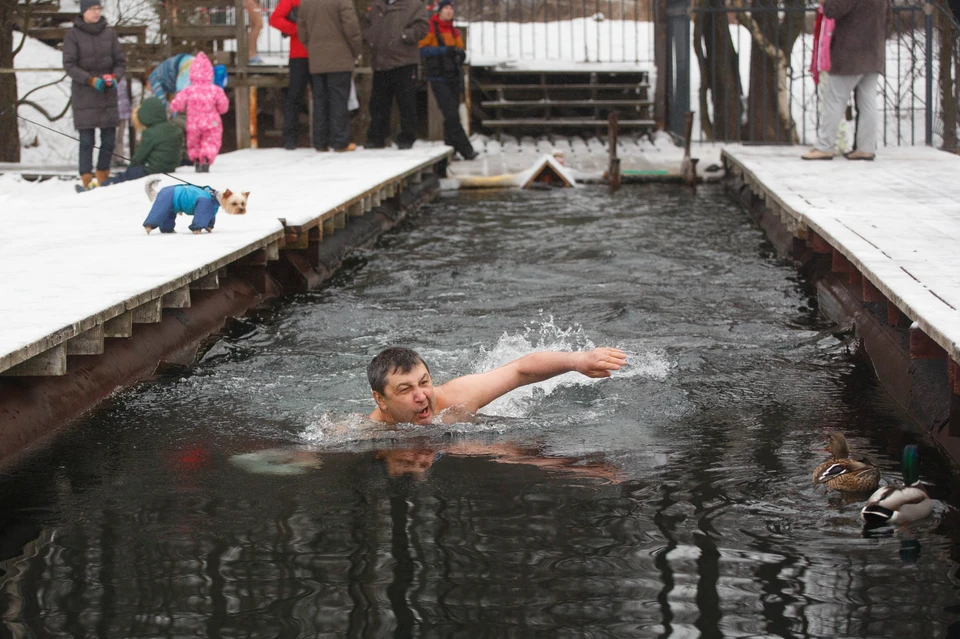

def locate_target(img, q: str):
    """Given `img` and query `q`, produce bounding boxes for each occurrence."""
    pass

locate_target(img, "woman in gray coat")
[63,0,126,189]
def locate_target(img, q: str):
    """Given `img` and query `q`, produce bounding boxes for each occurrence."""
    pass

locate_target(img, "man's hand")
[574,347,627,378]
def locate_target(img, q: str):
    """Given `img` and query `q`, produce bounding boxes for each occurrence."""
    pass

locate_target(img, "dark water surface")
[2,185,960,637]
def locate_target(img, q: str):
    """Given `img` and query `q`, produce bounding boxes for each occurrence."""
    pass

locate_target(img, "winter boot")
[76,173,96,193]
[200,158,210,172]
[95,170,110,186]
[194,160,201,172]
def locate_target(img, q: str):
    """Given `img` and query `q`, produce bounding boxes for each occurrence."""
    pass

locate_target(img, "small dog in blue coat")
[143,179,249,234]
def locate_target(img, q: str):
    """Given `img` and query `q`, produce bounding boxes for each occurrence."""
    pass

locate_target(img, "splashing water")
[299,315,672,442]
[472,314,672,418]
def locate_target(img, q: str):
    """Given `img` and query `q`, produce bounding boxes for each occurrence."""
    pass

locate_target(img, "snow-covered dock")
[724,145,960,447]
[0,146,450,377]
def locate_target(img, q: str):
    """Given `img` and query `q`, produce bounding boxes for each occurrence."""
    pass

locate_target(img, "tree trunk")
[938,1,958,152]
[743,3,801,143]
[0,0,21,162]
[699,0,743,140]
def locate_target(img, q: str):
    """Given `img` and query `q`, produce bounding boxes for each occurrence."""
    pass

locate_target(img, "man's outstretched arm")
[437,347,627,414]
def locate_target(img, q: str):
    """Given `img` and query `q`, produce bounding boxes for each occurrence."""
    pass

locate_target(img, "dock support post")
[861,277,886,303]
[810,231,832,254]
[608,112,621,192]
[886,301,909,328]
[909,325,946,360]
[132,298,163,324]
[831,250,850,274]
[161,285,191,308]
[66,325,105,356]
[0,344,67,377]
[949,359,960,437]
[191,271,220,290]
[104,311,133,338]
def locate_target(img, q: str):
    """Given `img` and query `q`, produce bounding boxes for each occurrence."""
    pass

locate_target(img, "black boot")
[200,158,210,172]
[194,160,201,172]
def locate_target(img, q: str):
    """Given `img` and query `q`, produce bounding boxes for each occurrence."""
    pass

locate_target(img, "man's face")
[439,5,454,20]
[373,363,437,425]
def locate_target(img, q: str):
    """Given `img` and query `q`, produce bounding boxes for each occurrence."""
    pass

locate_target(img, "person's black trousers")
[429,79,473,158]
[78,127,116,175]
[283,57,311,149]
[367,64,418,148]
[310,70,352,151]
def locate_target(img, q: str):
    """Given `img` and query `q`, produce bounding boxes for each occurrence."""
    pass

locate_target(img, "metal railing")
[681,0,938,146]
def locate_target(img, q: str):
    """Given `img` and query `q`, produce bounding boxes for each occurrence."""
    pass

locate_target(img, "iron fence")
[681,0,939,146]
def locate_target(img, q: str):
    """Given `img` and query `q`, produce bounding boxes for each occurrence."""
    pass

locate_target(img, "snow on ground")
[465,18,654,67]
[15,36,79,167]
[0,166,283,367]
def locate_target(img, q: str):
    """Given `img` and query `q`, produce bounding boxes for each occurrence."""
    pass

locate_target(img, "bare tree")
[0,0,27,161]
[693,0,743,140]
[937,0,958,151]
[736,0,803,142]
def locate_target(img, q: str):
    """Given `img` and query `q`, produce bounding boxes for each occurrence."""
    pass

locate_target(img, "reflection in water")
[2,185,960,636]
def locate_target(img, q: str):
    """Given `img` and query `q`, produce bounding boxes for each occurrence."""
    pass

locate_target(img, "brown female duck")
[812,432,881,493]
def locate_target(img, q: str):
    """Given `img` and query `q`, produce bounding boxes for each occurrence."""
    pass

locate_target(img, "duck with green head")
[861,445,933,526]
[812,432,881,493]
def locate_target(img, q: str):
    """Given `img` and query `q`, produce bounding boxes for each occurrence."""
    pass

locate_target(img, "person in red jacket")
[269,0,309,150]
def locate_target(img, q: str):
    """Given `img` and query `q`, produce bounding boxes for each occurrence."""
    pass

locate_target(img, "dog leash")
[15,113,215,193]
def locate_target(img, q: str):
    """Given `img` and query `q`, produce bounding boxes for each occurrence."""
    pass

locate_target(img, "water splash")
[474,314,671,418]
[297,315,672,442]
[301,409,514,448]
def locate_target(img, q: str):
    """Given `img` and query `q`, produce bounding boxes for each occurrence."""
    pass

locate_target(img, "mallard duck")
[861,445,933,526]
[812,432,881,493]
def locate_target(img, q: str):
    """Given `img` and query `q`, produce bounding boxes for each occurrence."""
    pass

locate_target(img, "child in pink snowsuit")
[169,52,229,172]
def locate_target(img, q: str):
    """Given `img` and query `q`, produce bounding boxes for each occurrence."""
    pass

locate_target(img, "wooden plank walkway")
[450,134,725,182]
[0,146,450,376]
[723,146,960,365]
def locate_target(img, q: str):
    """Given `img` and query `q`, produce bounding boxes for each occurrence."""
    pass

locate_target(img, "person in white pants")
[802,0,892,161]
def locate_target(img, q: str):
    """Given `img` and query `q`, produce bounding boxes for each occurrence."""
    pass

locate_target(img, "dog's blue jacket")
[172,184,220,217]
[143,184,220,233]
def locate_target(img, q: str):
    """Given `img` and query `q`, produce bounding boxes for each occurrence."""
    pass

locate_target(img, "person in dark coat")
[298,0,362,152]
[418,0,476,160]
[63,0,126,189]
[801,0,892,161]
[362,0,428,149]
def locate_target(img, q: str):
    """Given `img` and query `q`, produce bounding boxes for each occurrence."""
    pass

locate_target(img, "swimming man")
[367,346,627,425]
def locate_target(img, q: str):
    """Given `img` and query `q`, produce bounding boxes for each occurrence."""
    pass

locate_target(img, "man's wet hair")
[367,347,430,394]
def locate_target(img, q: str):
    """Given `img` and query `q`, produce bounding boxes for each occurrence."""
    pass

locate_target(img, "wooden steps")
[476,83,651,91]
[481,99,653,108]
[485,119,655,128]
[471,67,654,137]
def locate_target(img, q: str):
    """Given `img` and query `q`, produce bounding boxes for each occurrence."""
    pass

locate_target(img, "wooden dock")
[724,145,960,449]
[0,147,450,378]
